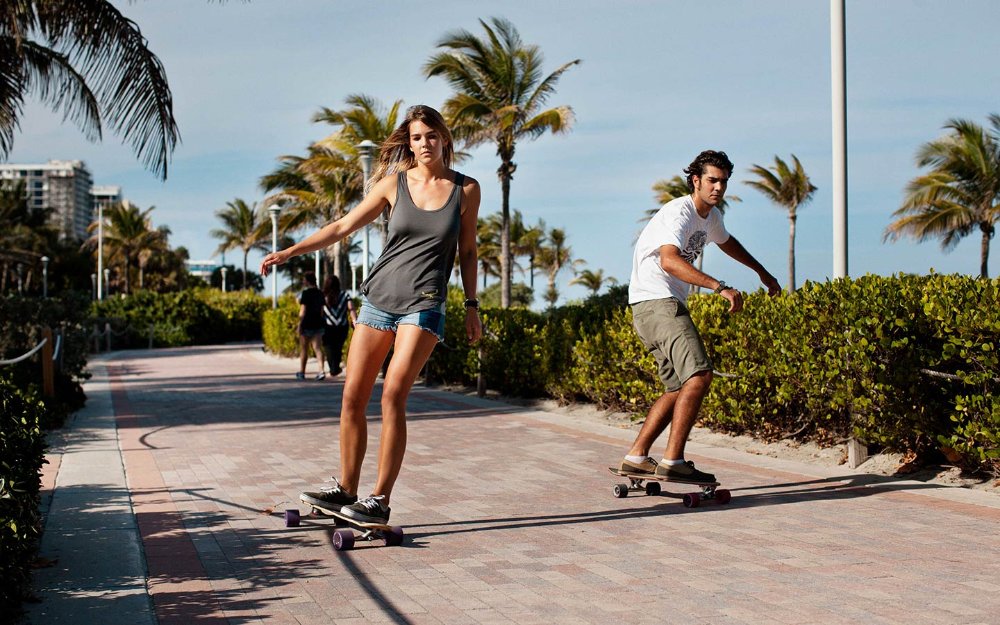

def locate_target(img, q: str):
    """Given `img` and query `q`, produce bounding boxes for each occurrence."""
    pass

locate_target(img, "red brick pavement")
[100,344,999,625]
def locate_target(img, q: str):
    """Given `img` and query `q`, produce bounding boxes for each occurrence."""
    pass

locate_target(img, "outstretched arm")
[716,236,781,295]
[458,178,482,343]
[259,175,396,276]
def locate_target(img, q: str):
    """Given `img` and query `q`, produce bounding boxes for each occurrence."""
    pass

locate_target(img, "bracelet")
[464,298,479,309]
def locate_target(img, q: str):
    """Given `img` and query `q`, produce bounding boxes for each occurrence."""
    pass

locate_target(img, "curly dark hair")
[683,150,734,191]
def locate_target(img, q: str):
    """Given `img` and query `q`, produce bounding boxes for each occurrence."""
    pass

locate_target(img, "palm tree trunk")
[981,222,992,278]
[242,250,249,289]
[500,170,512,308]
[788,212,797,291]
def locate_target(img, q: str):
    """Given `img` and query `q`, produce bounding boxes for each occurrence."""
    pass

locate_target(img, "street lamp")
[357,139,376,282]
[268,205,281,309]
[103,268,110,298]
[220,266,228,293]
[97,203,104,300]
[91,273,97,300]
[41,256,49,298]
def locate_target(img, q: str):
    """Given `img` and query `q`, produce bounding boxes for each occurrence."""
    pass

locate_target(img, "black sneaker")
[340,495,390,524]
[655,460,716,484]
[300,478,357,513]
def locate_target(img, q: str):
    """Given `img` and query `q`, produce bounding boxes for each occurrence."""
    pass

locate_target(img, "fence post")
[476,346,486,398]
[41,326,54,397]
[105,322,111,352]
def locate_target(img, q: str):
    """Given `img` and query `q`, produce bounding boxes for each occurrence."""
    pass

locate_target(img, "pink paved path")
[83,345,1000,623]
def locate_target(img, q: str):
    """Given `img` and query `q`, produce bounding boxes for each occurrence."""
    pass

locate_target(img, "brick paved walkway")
[31,344,1000,624]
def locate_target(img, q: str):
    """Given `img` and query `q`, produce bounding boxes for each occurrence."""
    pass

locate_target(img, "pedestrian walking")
[296,272,326,381]
[321,274,354,377]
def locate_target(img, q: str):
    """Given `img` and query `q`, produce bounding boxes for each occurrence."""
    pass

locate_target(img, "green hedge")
[91,288,269,348]
[0,377,47,616]
[261,293,360,361]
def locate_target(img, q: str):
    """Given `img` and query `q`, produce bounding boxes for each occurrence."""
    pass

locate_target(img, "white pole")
[97,204,104,300]
[831,0,848,279]
[221,267,227,293]
[269,206,281,308]
[315,250,321,285]
[41,256,49,298]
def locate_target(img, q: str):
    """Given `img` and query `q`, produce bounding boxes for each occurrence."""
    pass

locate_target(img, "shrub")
[0,376,47,616]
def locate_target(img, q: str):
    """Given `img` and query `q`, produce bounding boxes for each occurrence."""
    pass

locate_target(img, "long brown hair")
[368,105,454,193]
[322,274,342,307]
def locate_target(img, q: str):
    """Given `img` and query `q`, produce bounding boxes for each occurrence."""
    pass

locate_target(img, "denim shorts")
[356,296,446,342]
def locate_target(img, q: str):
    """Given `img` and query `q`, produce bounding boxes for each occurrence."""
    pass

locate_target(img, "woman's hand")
[260,249,292,276]
[465,307,482,343]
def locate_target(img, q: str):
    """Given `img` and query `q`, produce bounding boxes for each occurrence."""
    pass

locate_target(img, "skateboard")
[287,500,405,551]
[607,467,732,508]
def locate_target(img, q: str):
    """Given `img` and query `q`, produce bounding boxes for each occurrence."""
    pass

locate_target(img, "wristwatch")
[713,281,730,294]
[464,298,480,309]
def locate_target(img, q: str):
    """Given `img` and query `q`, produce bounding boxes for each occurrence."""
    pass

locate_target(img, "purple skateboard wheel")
[284,509,300,527]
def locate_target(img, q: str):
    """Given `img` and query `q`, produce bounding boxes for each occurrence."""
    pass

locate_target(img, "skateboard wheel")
[333,528,355,551]
[645,482,661,497]
[613,483,629,498]
[284,509,300,527]
[683,493,701,508]
[383,526,405,547]
[715,489,732,505]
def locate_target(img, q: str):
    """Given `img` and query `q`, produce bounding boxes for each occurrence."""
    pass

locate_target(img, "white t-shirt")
[629,195,730,304]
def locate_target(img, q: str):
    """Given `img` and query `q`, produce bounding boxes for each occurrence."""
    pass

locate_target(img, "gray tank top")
[361,171,464,314]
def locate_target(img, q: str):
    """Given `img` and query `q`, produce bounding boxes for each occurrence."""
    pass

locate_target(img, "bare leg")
[298,334,308,374]
[663,370,712,460]
[310,335,325,374]
[371,325,438,506]
[627,390,678,457]
[338,325,394,496]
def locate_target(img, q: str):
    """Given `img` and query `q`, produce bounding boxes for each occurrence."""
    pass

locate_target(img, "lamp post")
[41,256,49,298]
[831,0,848,278]
[103,268,110,298]
[269,205,281,309]
[220,266,228,293]
[91,273,97,300]
[97,203,104,300]
[357,140,376,282]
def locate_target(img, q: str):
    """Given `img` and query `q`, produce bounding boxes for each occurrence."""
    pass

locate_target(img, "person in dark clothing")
[261,105,481,525]
[297,272,326,381]
[321,274,355,377]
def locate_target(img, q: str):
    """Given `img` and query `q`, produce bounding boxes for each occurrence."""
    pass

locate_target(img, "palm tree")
[313,94,403,242]
[0,180,55,292]
[537,227,578,307]
[744,155,816,291]
[1,1,179,179]
[86,201,167,294]
[884,115,1000,278]
[425,17,580,308]
[210,199,270,289]
[512,213,546,293]
[260,145,363,281]
[569,267,618,296]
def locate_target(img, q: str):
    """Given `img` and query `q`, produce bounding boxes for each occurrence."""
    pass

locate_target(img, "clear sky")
[9,0,1000,303]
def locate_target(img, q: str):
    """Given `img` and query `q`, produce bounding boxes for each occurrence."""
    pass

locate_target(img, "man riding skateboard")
[620,150,780,484]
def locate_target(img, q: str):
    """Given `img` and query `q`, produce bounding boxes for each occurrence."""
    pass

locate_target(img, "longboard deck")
[607,467,731,507]
[607,467,721,488]
[298,496,404,550]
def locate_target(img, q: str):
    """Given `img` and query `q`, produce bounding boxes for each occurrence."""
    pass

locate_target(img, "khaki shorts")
[631,298,712,392]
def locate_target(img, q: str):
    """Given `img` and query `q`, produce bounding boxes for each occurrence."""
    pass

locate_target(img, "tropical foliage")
[744,154,816,291]
[885,115,1000,278]
[85,201,181,294]
[569,267,618,296]
[0,0,179,179]
[425,17,579,307]
[210,198,271,289]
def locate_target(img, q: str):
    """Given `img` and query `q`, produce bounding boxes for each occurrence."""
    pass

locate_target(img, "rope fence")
[0,337,47,366]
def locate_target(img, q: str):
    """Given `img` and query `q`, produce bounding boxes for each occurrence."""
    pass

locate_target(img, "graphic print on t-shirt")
[680,231,707,263]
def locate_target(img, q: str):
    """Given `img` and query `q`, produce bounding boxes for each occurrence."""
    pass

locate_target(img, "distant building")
[0,160,94,241]
[185,260,219,280]
[91,185,123,212]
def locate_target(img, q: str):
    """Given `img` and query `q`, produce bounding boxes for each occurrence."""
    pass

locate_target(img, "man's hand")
[720,287,744,313]
[761,273,781,296]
